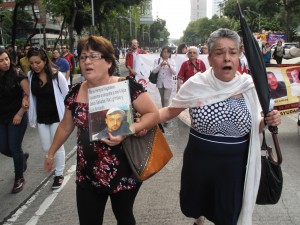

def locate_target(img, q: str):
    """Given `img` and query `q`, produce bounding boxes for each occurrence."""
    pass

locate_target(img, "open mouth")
[222,66,232,70]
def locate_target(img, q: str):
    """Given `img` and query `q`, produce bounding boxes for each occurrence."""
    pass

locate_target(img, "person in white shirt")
[151,46,177,108]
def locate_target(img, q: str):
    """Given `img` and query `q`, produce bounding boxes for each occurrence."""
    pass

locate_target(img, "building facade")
[190,0,207,21]
[0,0,66,49]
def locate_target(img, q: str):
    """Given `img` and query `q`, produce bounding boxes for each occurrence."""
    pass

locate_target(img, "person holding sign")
[44,35,159,225]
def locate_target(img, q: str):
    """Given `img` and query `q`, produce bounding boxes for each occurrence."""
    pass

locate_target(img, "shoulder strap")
[56,74,62,94]
[158,58,160,64]
[191,61,200,72]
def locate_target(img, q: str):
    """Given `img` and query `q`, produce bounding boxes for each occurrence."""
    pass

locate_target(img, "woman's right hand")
[44,154,55,172]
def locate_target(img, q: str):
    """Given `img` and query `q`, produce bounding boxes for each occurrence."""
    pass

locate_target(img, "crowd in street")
[0,28,289,225]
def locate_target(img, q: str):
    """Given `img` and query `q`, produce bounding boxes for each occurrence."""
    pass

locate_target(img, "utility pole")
[91,0,95,34]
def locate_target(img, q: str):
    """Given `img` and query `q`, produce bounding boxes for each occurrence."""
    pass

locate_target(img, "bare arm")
[159,107,185,124]
[44,109,75,172]
[132,92,159,132]
[13,78,30,125]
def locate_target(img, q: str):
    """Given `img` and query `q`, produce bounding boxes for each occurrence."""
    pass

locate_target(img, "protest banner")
[134,54,299,116]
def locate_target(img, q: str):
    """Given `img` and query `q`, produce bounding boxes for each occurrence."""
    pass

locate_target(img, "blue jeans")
[0,113,28,178]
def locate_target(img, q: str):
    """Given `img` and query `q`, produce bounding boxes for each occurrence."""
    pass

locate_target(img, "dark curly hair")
[27,47,58,84]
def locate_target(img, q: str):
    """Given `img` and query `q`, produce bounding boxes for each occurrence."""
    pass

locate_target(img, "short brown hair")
[77,35,116,76]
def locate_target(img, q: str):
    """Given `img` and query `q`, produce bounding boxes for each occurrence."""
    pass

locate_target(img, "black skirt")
[180,128,249,225]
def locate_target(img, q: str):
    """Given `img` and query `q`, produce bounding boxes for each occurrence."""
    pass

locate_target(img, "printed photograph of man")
[93,107,133,140]
[267,71,287,99]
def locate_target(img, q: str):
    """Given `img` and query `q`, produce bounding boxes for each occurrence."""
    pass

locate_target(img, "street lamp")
[0,14,4,46]
[91,0,95,34]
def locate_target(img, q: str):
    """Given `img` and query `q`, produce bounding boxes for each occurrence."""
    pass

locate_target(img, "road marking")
[24,165,76,225]
[3,146,77,225]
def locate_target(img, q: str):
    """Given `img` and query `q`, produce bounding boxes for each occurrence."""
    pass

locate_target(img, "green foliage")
[223,0,300,41]
[181,17,233,45]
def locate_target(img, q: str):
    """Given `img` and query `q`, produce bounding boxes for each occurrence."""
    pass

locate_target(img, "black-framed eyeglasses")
[79,53,104,62]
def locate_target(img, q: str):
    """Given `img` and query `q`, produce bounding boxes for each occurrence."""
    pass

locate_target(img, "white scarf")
[170,68,262,225]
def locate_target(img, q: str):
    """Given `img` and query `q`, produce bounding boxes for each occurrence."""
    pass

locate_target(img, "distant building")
[0,0,76,49]
[212,0,228,18]
[190,0,207,21]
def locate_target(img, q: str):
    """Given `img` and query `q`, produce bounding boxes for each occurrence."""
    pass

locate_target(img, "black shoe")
[23,152,29,172]
[12,177,25,193]
[52,175,64,190]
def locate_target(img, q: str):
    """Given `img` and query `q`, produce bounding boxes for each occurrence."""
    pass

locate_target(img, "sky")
[152,0,212,40]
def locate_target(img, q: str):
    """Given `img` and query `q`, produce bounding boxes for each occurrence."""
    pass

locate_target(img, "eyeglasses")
[62,47,66,49]
[188,51,197,55]
[79,53,104,62]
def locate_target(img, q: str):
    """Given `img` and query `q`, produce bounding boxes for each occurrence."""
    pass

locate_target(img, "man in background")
[61,45,75,86]
[125,39,147,77]
[19,44,31,75]
[52,49,70,84]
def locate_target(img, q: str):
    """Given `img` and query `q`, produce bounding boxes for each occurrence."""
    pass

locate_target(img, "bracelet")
[45,154,54,160]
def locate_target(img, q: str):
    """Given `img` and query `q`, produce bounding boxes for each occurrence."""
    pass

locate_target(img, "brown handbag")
[122,125,173,182]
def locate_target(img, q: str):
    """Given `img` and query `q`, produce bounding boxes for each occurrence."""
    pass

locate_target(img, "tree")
[224,0,300,41]
[181,16,233,46]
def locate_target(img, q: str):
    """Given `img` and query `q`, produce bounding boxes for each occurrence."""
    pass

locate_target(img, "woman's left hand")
[12,114,22,125]
[265,110,281,127]
[101,133,126,146]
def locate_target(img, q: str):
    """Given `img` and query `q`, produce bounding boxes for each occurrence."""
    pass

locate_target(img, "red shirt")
[125,48,147,76]
[177,59,206,83]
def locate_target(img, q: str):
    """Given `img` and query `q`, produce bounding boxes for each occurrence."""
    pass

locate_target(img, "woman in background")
[152,46,177,110]
[28,47,69,190]
[177,46,206,91]
[0,48,29,193]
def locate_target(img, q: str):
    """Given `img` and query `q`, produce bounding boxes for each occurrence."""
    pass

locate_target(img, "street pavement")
[1,58,300,225]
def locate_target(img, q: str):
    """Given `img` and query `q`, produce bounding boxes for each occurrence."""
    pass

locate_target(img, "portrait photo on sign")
[286,67,300,97]
[90,106,134,141]
[267,70,287,99]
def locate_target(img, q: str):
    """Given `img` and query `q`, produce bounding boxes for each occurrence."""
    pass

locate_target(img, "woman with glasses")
[0,48,29,193]
[27,47,69,190]
[44,35,159,225]
[152,46,176,110]
[177,46,206,91]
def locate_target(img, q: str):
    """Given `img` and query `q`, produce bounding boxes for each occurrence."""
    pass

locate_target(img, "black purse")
[256,130,283,205]
[148,58,160,84]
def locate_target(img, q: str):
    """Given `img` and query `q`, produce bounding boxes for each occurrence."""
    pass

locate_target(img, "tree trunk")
[68,0,78,52]
[53,16,66,50]
[26,3,39,45]
[11,3,19,50]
